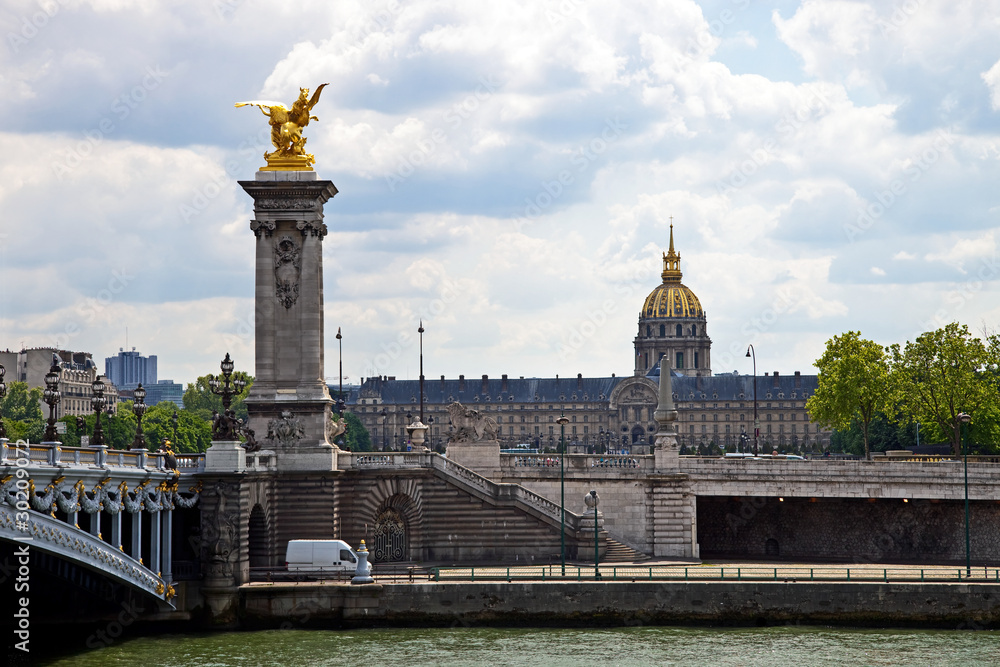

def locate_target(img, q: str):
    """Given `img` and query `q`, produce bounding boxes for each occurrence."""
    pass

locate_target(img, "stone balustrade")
[1,439,204,473]
[500,453,653,476]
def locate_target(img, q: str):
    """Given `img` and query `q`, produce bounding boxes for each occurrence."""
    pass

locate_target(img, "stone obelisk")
[239,171,339,470]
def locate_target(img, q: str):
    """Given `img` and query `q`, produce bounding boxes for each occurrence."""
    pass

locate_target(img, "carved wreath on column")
[274,235,301,309]
[266,410,305,448]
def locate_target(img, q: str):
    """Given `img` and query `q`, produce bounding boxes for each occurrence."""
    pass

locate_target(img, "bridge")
[0,439,202,607]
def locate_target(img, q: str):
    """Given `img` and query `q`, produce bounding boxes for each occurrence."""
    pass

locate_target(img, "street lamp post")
[336,327,344,415]
[131,383,148,449]
[418,321,425,423]
[90,376,108,448]
[42,363,61,443]
[380,408,387,451]
[588,490,601,578]
[746,345,759,455]
[208,353,246,441]
[0,364,7,440]
[959,412,972,577]
[557,413,569,576]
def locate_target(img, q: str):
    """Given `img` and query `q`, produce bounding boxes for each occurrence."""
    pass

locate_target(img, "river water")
[41,626,1000,666]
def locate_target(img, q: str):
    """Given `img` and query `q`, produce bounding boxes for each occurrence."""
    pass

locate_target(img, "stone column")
[239,172,339,472]
[198,477,247,625]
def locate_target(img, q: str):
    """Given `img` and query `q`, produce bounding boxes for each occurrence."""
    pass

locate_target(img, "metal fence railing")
[429,565,1000,583]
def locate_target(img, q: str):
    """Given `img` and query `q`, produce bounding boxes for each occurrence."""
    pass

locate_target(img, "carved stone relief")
[274,235,301,309]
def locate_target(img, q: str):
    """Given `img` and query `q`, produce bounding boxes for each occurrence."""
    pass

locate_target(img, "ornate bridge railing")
[1,440,206,473]
[0,500,179,605]
[0,438,201,597]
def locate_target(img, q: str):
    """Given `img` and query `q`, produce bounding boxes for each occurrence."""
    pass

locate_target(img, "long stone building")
[349,227,831,453]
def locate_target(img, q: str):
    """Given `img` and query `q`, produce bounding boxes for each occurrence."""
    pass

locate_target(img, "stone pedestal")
[205,440,246,473]
[578,509,608,561]
[446,440,501,479]
[650,474,699,559]
[653,429,680,472]
[239,171,339,472]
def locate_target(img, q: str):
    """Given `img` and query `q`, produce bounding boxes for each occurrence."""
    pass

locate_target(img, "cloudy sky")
[2,0,999,388]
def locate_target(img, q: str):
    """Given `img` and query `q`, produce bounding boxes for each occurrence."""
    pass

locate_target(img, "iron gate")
[372,507,407,562]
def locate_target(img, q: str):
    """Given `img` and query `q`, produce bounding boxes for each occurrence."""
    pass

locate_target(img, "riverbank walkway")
[245,560,1000,585]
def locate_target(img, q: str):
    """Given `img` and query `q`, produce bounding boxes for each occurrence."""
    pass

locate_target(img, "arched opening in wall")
[372,505,408,562]
[676,324,682,337]
[247,504,268,568]
[630,425,645,444]
[765,538,780,557]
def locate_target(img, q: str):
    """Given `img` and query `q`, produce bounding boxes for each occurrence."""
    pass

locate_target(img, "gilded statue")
[236,83,329,170]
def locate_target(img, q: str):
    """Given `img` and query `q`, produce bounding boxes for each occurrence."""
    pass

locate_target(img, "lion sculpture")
[447,402,498,442]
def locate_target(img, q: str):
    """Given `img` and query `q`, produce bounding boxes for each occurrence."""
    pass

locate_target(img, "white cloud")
[3,0,1000,385]
[983,59,1000,110]
[925,231,998,273]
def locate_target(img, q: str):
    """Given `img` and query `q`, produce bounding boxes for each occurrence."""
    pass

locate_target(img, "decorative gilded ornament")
[236,84,329,171]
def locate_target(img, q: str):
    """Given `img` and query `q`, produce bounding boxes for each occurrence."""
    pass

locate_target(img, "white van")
[285,540,359,573]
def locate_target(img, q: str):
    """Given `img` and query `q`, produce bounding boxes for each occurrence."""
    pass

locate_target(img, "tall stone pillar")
[650,358,699,558]
[239,172,339,471]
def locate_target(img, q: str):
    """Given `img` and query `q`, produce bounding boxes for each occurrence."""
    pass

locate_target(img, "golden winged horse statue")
[236,83,328,170]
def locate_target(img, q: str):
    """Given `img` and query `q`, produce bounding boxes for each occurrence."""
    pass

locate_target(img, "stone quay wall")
[697,496,1000,563]
[239,581,1000,629]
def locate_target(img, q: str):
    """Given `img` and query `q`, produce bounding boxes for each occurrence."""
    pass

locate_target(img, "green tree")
[341,411,373,452]
[182,372,253,422]
[807,331,892,460]
[114,402,212,453]
[1,381,43,422]
[889,323,996,455]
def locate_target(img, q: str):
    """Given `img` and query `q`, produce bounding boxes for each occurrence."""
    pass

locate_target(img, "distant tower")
[634,223,712,377]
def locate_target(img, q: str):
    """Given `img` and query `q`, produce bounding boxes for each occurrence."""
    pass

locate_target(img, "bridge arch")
[247,504,270,568]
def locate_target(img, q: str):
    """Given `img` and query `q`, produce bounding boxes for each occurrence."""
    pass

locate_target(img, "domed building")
[633,225,712,377]
[349,224,829,454]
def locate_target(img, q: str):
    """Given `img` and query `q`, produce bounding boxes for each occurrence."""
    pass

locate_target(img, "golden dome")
[640,224,704,319]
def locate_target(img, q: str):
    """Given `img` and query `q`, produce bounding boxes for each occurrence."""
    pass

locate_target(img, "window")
[676,352,684,369]
[694,352,699,369]
[646,325,651,336]
[340,550,357,563]
[660,324,666,337]
[676,324,682,337]
[701,414,706,421]
[692,324,697,336]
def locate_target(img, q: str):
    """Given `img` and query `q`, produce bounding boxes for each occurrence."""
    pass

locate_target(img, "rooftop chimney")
[482,374,489,394]
[459,374,465,392]
[773,371,780,388]
[577,373,583,390]
[501,374,509,393]
[794,371,801,388]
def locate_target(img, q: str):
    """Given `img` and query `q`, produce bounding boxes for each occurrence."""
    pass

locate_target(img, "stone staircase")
[602,538,651,563]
